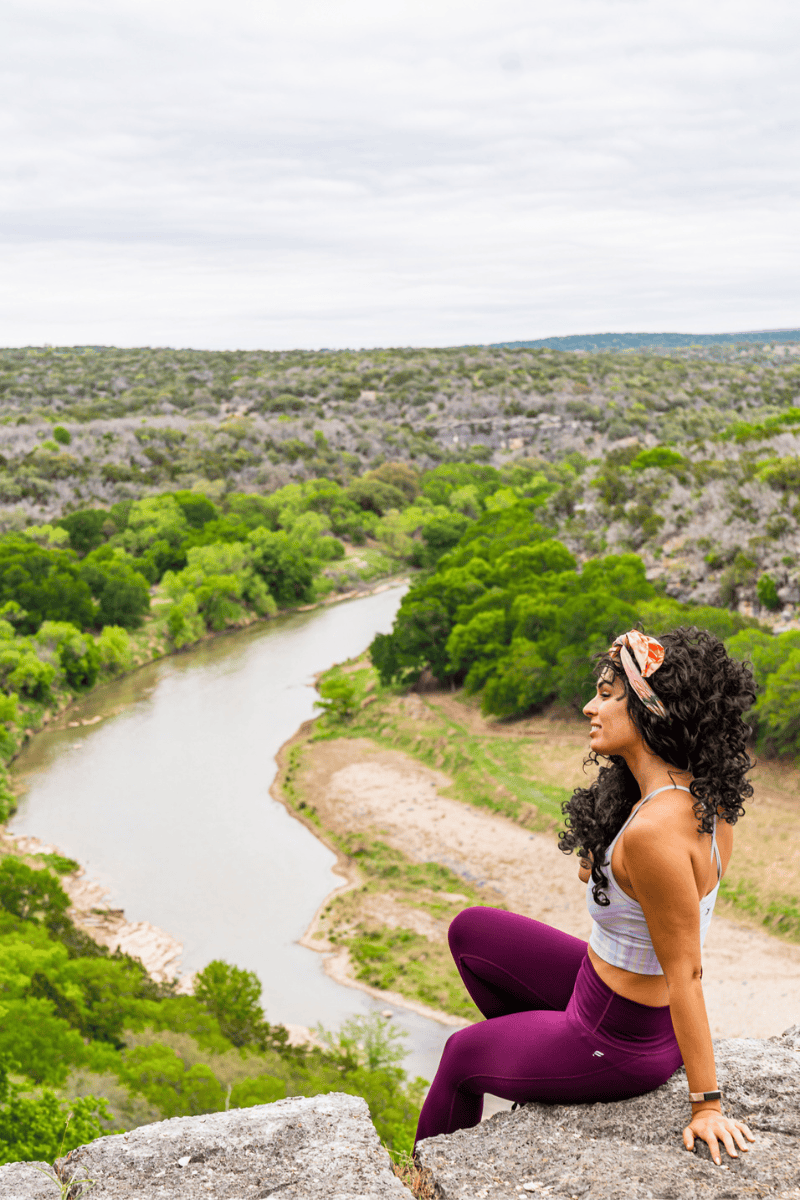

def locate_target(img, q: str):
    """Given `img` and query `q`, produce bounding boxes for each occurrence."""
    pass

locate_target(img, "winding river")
[9,584,457,1081]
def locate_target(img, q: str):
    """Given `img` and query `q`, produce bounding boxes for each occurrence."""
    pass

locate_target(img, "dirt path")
[299,737,800,1039]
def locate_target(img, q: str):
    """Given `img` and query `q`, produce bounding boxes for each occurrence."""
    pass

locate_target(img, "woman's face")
[583,670,641,758]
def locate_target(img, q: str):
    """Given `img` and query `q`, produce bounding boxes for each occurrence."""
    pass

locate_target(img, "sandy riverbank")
[274,718,800,1041]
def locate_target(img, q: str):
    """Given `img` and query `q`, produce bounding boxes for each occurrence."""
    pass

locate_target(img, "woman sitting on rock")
[414,627,756,1165]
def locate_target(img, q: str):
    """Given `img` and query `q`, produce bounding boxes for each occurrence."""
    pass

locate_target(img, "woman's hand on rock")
[683,1108,755,1166]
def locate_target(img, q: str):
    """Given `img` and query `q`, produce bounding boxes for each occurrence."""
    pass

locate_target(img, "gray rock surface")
[1,1094,408,1200]
[0,1163,58,1200]
[417,1027,800,1199]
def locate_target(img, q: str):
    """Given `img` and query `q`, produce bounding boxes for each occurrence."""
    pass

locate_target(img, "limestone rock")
[416,1028,800,1199]
[12,1094,406,1200]
[0,1162,57,1199]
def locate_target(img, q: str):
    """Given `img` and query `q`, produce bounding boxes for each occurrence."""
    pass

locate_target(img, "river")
[9,584,458,1082]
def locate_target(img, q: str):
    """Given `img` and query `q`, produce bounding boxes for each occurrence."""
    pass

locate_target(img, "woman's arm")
[623,819,755,1165]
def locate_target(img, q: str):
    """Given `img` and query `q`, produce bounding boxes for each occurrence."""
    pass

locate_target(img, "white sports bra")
[586,785,722,976]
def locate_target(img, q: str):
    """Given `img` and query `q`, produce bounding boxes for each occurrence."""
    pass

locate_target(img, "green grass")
[347,926,478,1018]
[719,877,800,942]
[37,853,81,875]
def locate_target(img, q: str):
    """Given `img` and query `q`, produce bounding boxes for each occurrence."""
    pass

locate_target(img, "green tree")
[481,639,554,717]
[57,508,110,555]
[171,490,219,528]
[229,1075,286,1108]
[80,547,151,628]
[0,858,71,932]
[754,648,800,757]
[0,1081,110,1166]
[194,960,268,1049]
[346,477,407,516]
[0,536,96,632]
[34,622,100,689]
[247,529,314,606]
[119,1045,224,1118]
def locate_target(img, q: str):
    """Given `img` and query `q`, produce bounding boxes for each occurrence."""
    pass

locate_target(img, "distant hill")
[494,329,800,352]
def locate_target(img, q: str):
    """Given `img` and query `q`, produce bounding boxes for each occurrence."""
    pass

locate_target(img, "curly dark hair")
[559,626,756,906]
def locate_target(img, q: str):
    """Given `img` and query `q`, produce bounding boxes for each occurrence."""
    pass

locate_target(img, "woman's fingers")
[718,1128,738,1160]
[736,1121,756,1145]
[685,1116,755,1165]
[704,1132,722,1165]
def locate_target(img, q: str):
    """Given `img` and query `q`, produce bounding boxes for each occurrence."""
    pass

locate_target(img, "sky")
[2,0,799,350]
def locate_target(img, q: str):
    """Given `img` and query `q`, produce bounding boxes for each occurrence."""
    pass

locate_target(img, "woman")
[414,627,756,1165]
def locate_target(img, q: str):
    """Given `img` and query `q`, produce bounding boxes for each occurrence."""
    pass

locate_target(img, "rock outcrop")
[0,1094,408,1200]
[416,1027,800,1199]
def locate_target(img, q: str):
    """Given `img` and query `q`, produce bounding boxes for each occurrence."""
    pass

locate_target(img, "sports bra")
[586,785,722,976]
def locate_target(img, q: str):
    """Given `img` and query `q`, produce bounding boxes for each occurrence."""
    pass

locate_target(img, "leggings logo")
[593,1050,604,1057]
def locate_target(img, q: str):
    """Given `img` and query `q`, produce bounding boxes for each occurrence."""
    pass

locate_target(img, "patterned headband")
[607,630,668,720]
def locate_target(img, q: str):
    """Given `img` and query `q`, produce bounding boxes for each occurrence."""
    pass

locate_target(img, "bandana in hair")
[608,631,667,719]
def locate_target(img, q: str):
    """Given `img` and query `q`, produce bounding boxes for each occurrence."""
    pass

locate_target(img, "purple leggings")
[415,907,682,1144]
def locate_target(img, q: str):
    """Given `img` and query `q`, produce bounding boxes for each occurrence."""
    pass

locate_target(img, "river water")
[9,585,459,1082]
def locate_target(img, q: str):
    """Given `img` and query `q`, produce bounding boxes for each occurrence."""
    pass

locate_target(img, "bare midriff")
[587,945,670,1007]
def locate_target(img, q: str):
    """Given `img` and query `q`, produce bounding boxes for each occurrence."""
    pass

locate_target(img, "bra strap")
[615,784,693,838]
[710,816,721,880]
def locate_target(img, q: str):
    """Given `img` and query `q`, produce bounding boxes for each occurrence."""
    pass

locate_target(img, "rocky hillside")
[1,341,799,621]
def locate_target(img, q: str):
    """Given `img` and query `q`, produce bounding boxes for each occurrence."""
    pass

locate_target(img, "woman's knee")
[438,1026,478,1080]
[448,905,500,958]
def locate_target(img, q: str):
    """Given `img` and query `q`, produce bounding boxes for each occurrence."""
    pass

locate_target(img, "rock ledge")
[417,1027,800,1200]
[0,1093,407,1200]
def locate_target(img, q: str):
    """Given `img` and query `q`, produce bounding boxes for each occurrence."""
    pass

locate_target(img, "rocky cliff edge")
[0,1028,797,1199]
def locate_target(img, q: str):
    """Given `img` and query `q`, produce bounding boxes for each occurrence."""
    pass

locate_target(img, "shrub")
[166,593,206,649]
[314,675,359,721]
[34,622,100,689]
[629,446,687,474]
[119,1044,224,1118]
[52,426,71,445]
[0,1088,110,1165]
[756,573,781,612]
[96,626,133,676]
[229,1076,286,1108]
[0,632,55,700]
[0,859,71,932]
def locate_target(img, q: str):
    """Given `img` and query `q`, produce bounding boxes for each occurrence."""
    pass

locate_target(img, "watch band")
[689,1090,722,1103]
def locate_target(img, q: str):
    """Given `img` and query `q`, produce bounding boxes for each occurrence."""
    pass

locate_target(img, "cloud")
[1,0,798,347]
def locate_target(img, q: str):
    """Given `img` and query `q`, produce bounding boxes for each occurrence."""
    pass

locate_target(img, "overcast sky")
[2,0,799,350]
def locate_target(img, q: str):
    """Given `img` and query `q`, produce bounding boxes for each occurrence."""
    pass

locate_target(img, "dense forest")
[0,339,798,1164]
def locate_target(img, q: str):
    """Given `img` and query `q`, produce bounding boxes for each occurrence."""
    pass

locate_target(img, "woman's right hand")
[683,1107,755,1165]
[578,856,591,883]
